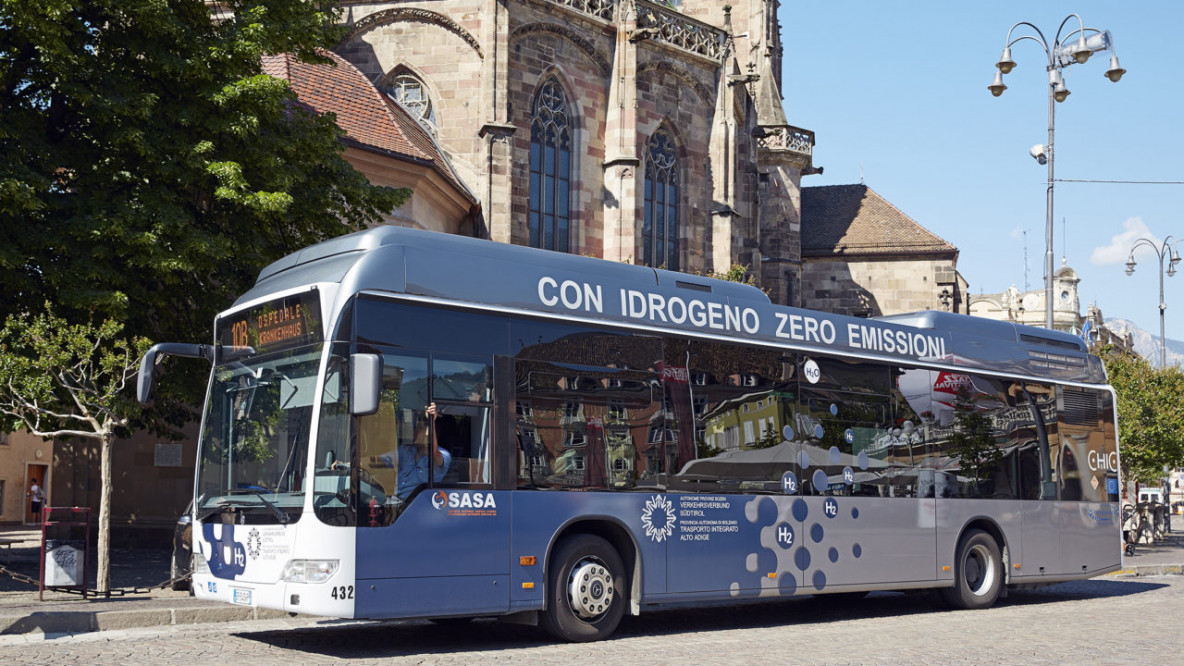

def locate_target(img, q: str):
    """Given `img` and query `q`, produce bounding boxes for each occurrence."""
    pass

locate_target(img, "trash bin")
[44,539,84,587]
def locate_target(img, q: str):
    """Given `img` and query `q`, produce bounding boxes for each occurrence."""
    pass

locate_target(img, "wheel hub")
[567,559,614,620]
[965,544,996,596]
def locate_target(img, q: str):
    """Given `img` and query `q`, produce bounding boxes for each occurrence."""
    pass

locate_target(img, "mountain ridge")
[1103,318,1184,367]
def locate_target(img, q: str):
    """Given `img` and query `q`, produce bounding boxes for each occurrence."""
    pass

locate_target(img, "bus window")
[353,353,433,526]
[667,341,799,494]
[1057,387,1113,502]
[432,356,493,486]
[800,357,891,497]
[514,359,658,490]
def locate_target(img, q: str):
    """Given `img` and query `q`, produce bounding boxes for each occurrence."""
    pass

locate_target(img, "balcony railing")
[537,0,727,62]
[755,125,814,157]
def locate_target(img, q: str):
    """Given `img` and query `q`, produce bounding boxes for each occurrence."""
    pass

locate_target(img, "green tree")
[1098,345,1184,485]
[0,0,409,374]
[945,386,1003,495]
[0,306,151,593]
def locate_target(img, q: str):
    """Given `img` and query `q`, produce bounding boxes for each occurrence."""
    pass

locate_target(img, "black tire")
[940,529,1002,610]
[540,534,626,642]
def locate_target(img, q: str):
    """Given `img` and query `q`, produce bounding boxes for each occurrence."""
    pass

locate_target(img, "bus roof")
[237,226,1105,385]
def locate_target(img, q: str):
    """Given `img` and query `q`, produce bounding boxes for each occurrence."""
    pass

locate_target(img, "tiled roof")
[261,51,474,204]
[801,184,956,258]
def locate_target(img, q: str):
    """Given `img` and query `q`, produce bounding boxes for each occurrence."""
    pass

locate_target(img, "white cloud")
[1090,217,1155,266]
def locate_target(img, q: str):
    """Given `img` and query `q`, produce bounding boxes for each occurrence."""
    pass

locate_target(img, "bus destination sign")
[218,292,323,357]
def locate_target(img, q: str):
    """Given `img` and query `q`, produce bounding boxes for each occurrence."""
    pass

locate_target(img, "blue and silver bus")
[139,226,1121,641]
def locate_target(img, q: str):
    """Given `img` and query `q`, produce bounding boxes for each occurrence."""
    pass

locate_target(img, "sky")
[777,1,1184,341]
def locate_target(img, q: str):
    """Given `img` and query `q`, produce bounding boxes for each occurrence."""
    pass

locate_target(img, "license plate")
[232,588,253,605]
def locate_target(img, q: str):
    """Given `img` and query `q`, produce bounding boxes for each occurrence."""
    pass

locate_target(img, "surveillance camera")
[1029,144,1048,165]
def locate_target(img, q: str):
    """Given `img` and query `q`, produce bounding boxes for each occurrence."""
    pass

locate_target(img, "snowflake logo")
[641,495,676,542]
[246,528,262,560]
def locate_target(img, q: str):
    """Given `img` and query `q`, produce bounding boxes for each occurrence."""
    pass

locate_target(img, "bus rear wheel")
[540,534,625,642]
[941,529,1002,610]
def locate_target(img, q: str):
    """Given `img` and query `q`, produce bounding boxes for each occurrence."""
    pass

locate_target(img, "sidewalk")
[0,525,293,636]
[2,517,1183,637]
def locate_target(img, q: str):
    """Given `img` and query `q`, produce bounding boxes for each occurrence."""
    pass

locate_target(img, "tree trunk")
[97,432,113,593]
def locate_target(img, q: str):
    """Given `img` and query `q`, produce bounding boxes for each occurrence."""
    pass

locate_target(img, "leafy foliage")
[0,0,409,404]
[710,264,757,286]
[1098,345,1184,484]
[945,386,1003,492]
[0,305,149,438]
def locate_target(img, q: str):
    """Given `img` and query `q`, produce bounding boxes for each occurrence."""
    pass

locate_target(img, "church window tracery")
[529,80,572,252]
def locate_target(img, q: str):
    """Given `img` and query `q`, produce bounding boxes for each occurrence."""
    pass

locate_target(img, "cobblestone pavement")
[0,575,1178,665]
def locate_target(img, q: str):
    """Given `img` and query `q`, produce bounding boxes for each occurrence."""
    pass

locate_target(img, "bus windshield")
[195,344,323,523]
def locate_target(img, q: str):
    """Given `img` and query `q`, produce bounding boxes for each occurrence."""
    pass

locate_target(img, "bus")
[138,225,1122,641]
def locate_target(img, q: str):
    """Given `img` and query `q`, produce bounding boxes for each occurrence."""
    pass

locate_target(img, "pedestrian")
[29,480,43,523]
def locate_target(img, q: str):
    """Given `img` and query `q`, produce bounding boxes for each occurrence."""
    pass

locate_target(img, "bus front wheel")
[540,534,625,642]
[941,529,1002,610]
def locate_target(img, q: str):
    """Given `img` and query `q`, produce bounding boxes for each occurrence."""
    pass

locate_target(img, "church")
[288,0,816,307]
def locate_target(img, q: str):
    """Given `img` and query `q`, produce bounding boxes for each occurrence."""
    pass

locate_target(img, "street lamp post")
[988,15,1126,330]
[1125,236,1180,368]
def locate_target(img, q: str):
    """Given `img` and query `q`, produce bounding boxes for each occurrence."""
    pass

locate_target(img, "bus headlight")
[192,551,210,575]
[281,559,339,584]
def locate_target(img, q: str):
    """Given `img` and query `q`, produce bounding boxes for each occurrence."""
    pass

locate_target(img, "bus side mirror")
[350,353,383,415]
[137,343,212,403]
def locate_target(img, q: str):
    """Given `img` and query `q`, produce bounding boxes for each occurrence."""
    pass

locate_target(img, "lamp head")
[1125,258,1136,276]
[1054,81,1071,102]
[1029,144,1048,165]
[1105,54,1126,82]
[996,47,1016,74]
[1072,35,1092,64]
[988,70,1007,97]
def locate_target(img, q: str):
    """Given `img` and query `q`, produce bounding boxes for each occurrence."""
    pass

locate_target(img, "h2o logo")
[803,359,821,384]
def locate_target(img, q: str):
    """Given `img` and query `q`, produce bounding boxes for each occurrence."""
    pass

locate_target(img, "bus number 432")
[331,585,354,600]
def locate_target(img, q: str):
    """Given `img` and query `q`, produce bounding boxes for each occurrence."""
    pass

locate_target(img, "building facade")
[333,0,814,303]
[800,184,966,317]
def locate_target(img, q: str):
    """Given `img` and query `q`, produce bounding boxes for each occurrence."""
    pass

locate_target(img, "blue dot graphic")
[783,425,795,441]
[851,507,860,519]
[857,452,870,470]
[853,543,863,558]
[813,469,828,491]
[814,424,825,439]
[811,523,824,543]
[776,522,797,549]
[795,546,811,571]
[828,547,839,563]
[798,450,811,469]
[778,572,798,596]
[793,498,809,521]
[781,471,799,495]
[813,570,827,590]
[830,403,838,416]
[823,497,839,519]
[829,446,841,464]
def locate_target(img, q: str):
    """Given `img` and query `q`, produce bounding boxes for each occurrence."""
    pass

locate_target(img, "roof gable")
[261,52,473,204]
[801,184,956,258]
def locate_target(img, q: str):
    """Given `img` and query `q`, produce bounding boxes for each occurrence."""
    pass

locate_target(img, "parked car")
[171,501,193,591]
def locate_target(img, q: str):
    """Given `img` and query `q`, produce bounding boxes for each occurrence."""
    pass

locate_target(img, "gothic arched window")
[643,130,679,270]
[384,73,437,132]
[529,80,572,252]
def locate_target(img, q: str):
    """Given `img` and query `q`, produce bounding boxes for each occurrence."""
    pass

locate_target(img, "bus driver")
[333,402,451,499]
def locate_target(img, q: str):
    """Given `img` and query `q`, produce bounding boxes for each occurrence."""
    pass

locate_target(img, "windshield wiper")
[228,489,291,524]
[205,490,291,524]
